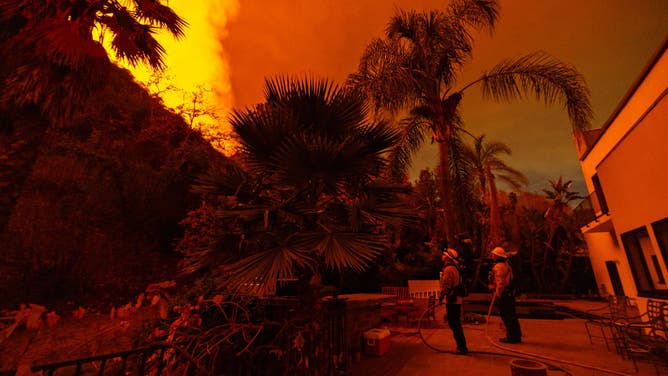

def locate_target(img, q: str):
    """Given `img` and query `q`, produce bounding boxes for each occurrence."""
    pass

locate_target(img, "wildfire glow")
[103,0,240,152]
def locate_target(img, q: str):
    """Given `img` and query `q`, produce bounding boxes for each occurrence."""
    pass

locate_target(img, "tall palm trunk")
[434,94,463,242]
[437,139,453,242]
[486,166,501,247]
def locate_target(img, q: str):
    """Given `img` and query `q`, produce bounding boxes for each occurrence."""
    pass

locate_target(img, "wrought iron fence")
[1,344,179,376]
[262,296,349,376]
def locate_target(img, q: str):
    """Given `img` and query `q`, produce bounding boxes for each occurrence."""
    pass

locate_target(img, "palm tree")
[0,0,186,233]
[185,76,415,294]
[462,134,527,248]
[0,0,187,122]
[541,176,582,289]
[543,176,582,243]
[348,0,592,242]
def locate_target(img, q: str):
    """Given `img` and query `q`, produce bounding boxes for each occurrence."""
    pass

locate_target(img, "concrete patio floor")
[350,301,661,376]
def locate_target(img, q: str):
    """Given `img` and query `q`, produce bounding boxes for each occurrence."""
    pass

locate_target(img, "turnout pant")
[498,294,522,341]
[445,303,467,351]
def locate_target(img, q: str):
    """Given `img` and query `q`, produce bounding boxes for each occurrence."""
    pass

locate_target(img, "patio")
[351,300,661,375]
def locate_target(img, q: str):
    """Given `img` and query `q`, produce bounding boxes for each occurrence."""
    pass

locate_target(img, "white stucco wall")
[597,96,668,234]
[583,230,636,297]
[579,43,668,303]
[580,50,668,195]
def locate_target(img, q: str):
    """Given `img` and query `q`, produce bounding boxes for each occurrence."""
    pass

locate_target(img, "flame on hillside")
[101,0,240,154]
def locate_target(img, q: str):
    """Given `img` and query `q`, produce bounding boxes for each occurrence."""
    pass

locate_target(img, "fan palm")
[0,0,186,234]
[348,0,592,242]
[0,0,186,122]
[462,134,527,247]
[186,76,415,294]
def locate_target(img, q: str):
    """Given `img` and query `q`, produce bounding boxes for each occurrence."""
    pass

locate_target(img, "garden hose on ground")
[415,298,632,376]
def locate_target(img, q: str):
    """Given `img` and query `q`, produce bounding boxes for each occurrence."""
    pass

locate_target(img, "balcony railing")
[574,190,609,228]
[574,195,596,228]
[590,189,609,216]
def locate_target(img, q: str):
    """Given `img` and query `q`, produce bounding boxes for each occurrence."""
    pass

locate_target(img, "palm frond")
[132,0,187,39]
[448,134,475,190]
[19,19,108,70]
[357,201,419,227]
[387,112,431,181]
[193,164,249,196]
[448,0,499,34]
[386,9,420,41]
[347,38,421,112]
[482,140,512,159]
[265,75,336,107]
[298,232,385,272]
[473,52,593,130]
[223,246,313,294]
[496,170,528,191]
[111,25,166,69]
[233,76,399,195]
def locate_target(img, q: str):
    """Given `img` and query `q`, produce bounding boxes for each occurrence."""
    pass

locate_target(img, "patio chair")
[611,300,668,374]
[610,323,654,373]
[584,295,637,351]
[647,299,668,340]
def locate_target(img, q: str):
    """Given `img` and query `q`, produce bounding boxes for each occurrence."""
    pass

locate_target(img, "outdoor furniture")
[584,295,638,351]
[381,286,409,300]
[407,280,440,299]
[380,283,439,325]
[394,299,420,326]
[611,299,668,374]
[380,286,408,323]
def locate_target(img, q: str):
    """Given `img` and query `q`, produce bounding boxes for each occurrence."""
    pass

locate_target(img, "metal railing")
[0,344,214,376]
[1,344,175,376]
[574,190,609,228]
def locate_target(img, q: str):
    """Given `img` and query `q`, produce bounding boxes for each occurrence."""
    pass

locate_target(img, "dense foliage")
[179,77,416,294]
[0,65,228,307]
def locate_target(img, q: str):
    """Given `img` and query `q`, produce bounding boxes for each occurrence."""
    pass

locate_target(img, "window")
[650,255,665,284]
[621,226,668,298]
[652,217,668,272]
[591,174,609,215]
[605,261,625,296]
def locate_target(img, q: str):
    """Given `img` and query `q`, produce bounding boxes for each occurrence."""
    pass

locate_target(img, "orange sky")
[112,0,238,143]
[221,0,668,194]
[122,0,667,194]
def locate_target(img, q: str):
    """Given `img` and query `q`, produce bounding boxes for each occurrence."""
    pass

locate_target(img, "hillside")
[0,65,229,308]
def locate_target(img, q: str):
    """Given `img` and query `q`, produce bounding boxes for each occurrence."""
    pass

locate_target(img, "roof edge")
[580,35,668,161]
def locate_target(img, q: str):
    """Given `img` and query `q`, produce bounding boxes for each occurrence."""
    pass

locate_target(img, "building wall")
[580,51,668,195]
[579,42,668,307]
[597,96,668,234]
[583,231,635,297]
